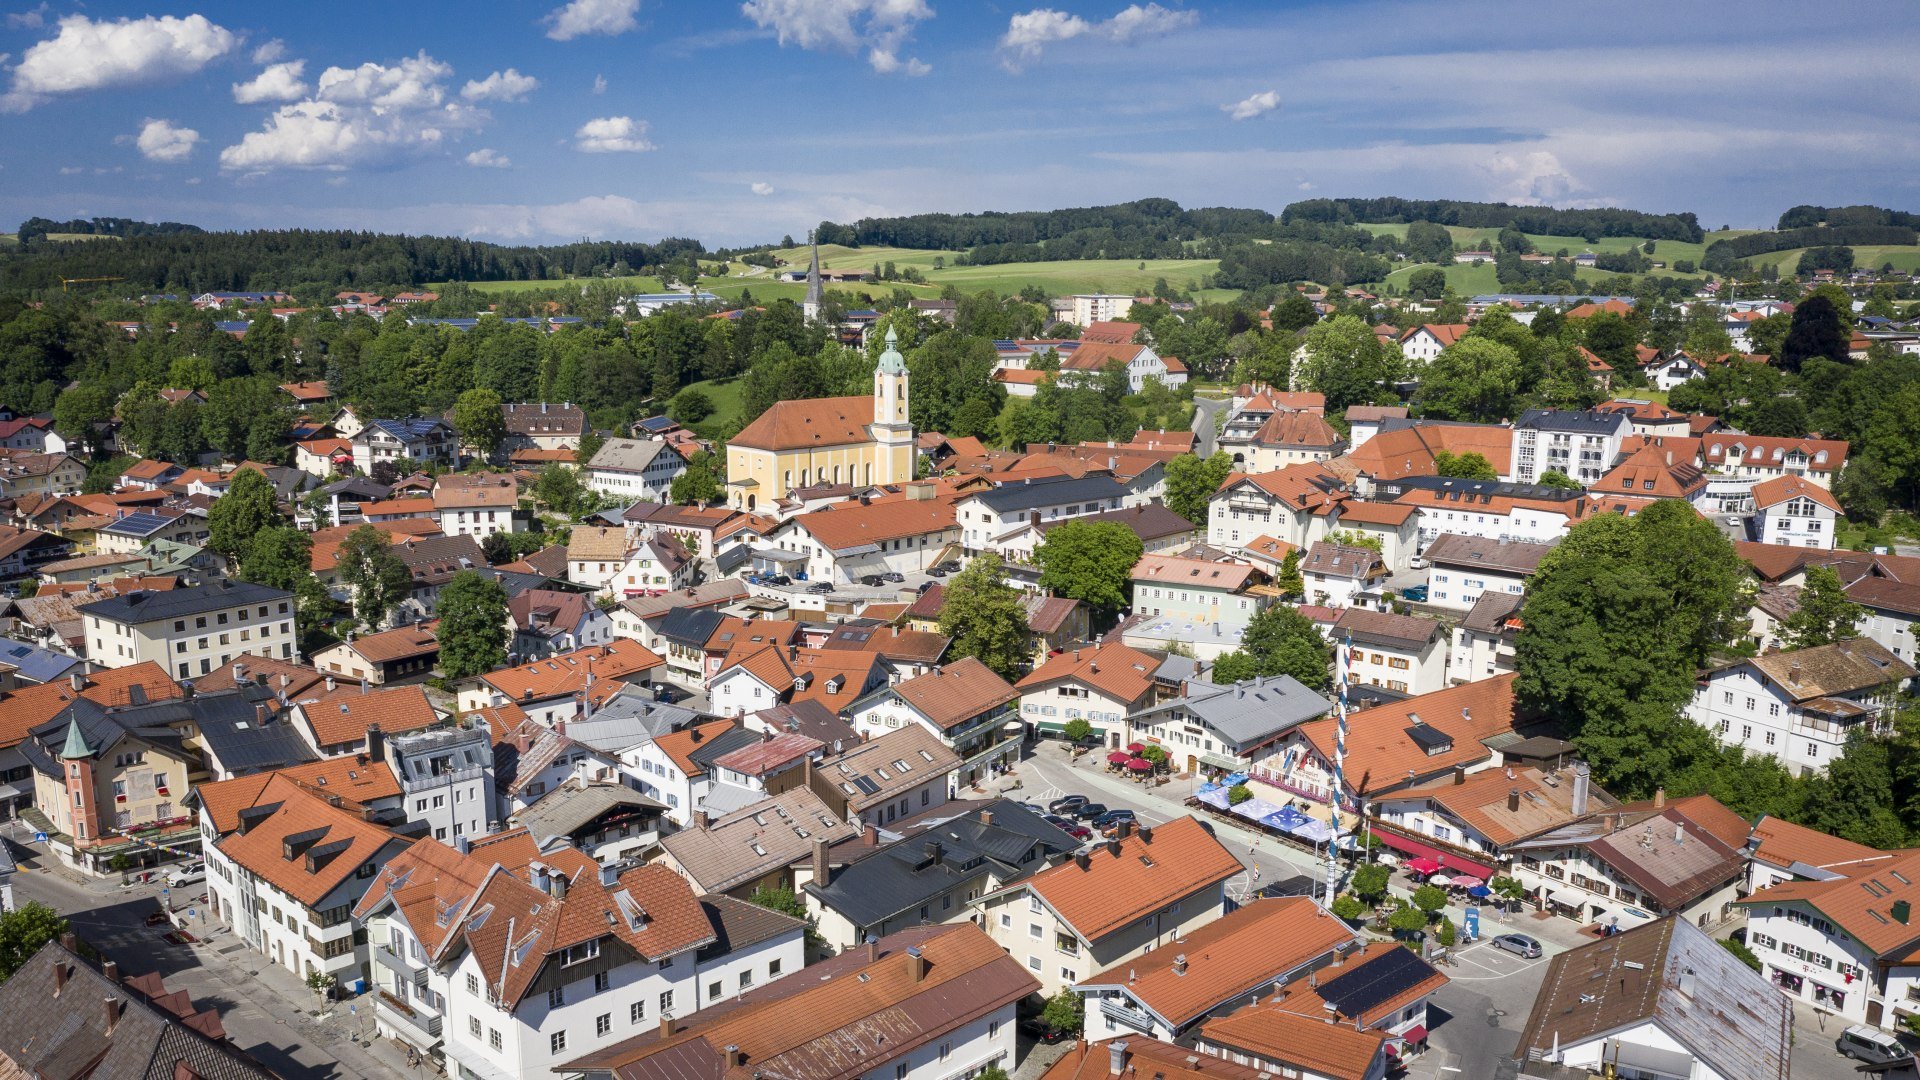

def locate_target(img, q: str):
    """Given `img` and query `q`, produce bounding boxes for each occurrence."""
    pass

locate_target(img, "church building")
[725,325,914,509]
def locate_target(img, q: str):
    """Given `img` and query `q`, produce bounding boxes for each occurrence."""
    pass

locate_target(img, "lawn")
[1739,244,1920,278]
[1357,222,1753,275]
[672,376,747,439]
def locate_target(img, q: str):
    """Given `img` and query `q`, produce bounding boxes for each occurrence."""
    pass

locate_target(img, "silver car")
[1491,933,1542,958]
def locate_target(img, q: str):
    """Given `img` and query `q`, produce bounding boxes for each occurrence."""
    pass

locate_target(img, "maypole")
[1325,634,1352,900]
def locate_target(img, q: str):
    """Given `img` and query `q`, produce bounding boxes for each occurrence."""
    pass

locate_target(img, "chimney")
[550,871,569,899]
[1138,825,1152,843]
[1653,787,1666,809]
[103,994,122,1036]
[693,809,709,829]
[924,841,944,866]
[907,945,929,982]
[1508,788,1521,812]
[723,1046,746,1067]
[1106,839,1122,858]
[325,675,336,693]
[69,672,84,692]
[979,810,994,826]
[1108,1040,1130,1077]
[865,936,879,964]
[1172,954,1188,976]
[365,724,384,762]
[658,1015,674,1040]
[1453,764,1467,786]
[864,822,879,847]
[54,960,69,995]
[101,960,119,985]
[812,837,830,887]
[1571,761,1591,816]
[1075,851,1092,871]
[1115,819,1132,840]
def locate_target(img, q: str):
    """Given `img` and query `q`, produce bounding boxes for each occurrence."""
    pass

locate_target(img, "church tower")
[873,327,913,484]
[802,230,823,323]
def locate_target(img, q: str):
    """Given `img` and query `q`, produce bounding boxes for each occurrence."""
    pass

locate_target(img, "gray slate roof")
[1128,674,1333,746]
[76,580,291,624]
[568,691,703,753]
[803,800,1078,928]
[513,782,667,845]
[586,437,682,474]
[1514,407,1626,435]
[965,473,1131,514]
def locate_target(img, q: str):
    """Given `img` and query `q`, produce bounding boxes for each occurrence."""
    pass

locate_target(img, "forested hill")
[816,198,1276,259]
[1776,204,1920,230]
[16,216,204,243]
[0,228,707,293]
[1281,197,1705,243]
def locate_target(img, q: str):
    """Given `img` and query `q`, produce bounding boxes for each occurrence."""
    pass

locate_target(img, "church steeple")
[872,325,912,485]
[802,230,823,323]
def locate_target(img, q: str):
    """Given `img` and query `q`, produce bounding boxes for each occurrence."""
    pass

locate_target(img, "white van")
[1836,1024,1906,1065]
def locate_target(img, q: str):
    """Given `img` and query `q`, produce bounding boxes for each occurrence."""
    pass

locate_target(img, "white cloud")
[751,181,774,196]
[1223,89,1280,121]
[6,3,47,30]
[221,51,485,173]
[233,60,310,104]
[741,0,933,76]
[1481,149,1582,205]
[1297,180,1314,191]
[251,39,287,64]
[461,68,539,102]
[1000,3,1194,68]
[574,116,655,153]
[465,148,511,168]
[3,13,237,111]
[592,73,608,94]
[544,0,640,41]
[136,118,199,162]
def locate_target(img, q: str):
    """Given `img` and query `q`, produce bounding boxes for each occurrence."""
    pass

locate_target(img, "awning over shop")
[1399,1025,1428,1044]
[1370,828,1498,879]
[1547,889,1585,908]
[1198,752,1243,772]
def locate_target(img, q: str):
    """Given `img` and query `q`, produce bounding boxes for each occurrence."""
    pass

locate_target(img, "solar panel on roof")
[853,776,881,796]
[1316,946,1436,1019]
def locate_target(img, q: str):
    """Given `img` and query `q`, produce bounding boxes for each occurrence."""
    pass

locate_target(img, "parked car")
[882,571,905,583]
[807,581,835,594]
[926,566,948,577]
[166,864,206,888]
[1836,1025,1908,1064]
[1409,555,1429,569]
[767,574,791,586]
[1044,814,1092,840]
[1048,794,1090,814]
[860,574,884,587]
[1400,584,1429,603]
[1490,933,1542,959]
[1091,808,1137,832]
[936,560,961,572]
[1070,802,1109,821]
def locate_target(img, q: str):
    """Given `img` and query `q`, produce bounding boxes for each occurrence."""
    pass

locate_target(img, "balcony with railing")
[377,990,443,1042]
[1098,998,1155,1034]
[374,944,430,986]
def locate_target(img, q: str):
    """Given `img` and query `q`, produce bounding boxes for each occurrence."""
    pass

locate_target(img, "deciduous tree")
[336,525,412,631]
[206,468,282,560]
[1781,566,1866,649]
[1163,451,1234,525]
[452,387,505,461]
[435,570,509,681]
[937,554,1032,680]
[1035,521,1143,614]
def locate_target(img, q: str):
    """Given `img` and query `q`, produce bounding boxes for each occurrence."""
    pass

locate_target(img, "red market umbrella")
[1405,857,1443,876]
[1126,757,1152,771]
[1127,742,1146,754]
[1107,751,1131,764]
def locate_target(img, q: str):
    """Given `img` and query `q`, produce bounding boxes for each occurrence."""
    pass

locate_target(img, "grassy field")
[0,234,15,248]
[43,233,121,243]
[1739,244,1920,278]
[1356,222,1758,275]
[673,376,747,439]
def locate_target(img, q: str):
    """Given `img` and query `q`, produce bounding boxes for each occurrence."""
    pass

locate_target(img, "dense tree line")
[1777,204,1920,230]
[1702,224,1918,271]
[1214,240,1393,290]
[16,217,204,244]
[815,199,1274,252]
[1282,197,1705,242]
[0,228,707,293]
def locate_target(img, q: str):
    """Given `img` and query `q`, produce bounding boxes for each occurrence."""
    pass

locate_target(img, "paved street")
[5,832,414,1079]
[1191,394,1228,458]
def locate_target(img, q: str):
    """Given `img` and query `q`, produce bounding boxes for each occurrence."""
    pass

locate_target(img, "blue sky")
[2,0,1918,246]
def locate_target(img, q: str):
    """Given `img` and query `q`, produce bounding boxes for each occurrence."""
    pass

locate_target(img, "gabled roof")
[1514,916,1790,1080]
[431,471,518,510]
[1295,674,1521,797]
[481,639,664,704]
[0,662,182,750]
[332,621,441,665]
[565,923,1038,1080]
[730,395,876,452]
[1386,764,1610,847]
[1737,637,1915,704]
[816,725,963,812]
[1737,848,1920,959]
[198,756,400,836]
[1401,323,1468,347]
[1016,641,1164,707]
[885,657,1019,730]
[788,499,957,553]
[1333,607,1444,649]
[299,683,440,748]
[1127,674,1331,747]
[76,580,291,624]
[1745,813,1888,876]
[585,437,682,474]
[1586,804,1747,910]
[658,786,860,893]
[1600,442,1707,499]
[1301,541,1385,581]
[216,774,408,908]
[998,816,1240,943]
[1076,897,1358,1029]
[1701,433,1847,474]
[1214,463,1348,510]
[1131,554,1260,592]
[1420,532,1554,574]
[1751,474,1843,513]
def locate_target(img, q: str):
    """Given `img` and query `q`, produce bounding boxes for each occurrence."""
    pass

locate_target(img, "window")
[549,987,565,1008]
[769,958,782,977]
[659,990,674,1013]
[596,1014,611,1037]
[739,969,753,988]
[470,1017,482,1037]
[999,913,1011,928]
[550,1032,567,1054]
[489,1028,502,1051]
[594,971,611,993]
[708,980,721,1000]
[467,973,480,995]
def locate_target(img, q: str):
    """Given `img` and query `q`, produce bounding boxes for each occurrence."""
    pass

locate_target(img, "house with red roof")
[1752,475,1843,550]
[1398,324,1469,365]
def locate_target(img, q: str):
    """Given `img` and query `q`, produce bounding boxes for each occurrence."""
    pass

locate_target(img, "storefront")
[1371,827,1499,880]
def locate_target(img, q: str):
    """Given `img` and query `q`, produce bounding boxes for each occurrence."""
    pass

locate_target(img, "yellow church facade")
[726,329,914,510]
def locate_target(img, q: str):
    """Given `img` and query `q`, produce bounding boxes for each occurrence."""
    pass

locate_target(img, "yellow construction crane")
[57,275,124,292]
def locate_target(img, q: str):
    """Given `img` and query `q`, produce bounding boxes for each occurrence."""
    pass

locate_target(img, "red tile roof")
[0,663,182,749]
[1015,640,1164,708]
[1007,816,1240,943]
[215,775,408,907]
[299,684,440,748]
[730,395,877,452]
[1296,674,1520,797]
[1752,474,1843,513]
